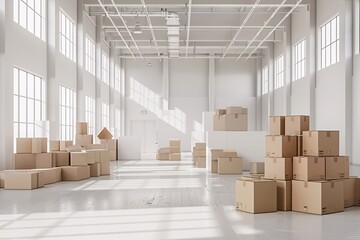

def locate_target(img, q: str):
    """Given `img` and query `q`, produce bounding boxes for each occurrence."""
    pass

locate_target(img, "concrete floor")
[0,153,360,240]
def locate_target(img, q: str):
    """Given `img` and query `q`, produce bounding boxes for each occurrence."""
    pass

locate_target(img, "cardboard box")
[292,180,344,215]
[210,149,223,160]
[85,150,97,164]
[343,177,357,208]
[156,153,169,160]
[100,139,118,150]
[109,150,117,161]
[4,170,44,190]
[285,115,310,136]
[13,154,36,169]
[75,135,93,147]
[268,116,285,135]
[158,147,170,154]
[250,162,265,175]
[293,156,325,181]
[226,106,247,115]
[90,163,101,177]
[76,122,88,135]
[170,147,181,153]
[49,141,60,151]
[196,157,206,168]
[236,179,277,214]
[195,143,206,150]
[0,171,4,188]
[265,136,297,158]
[65,145,83,152]
[303,131,339,157]
[223,114,248,131]
[52,151,70,167]
[98,127,113,140]
[61,166,90,181]
[192,149,206,157]
[211,160,218,173]
[40,138,48,153]
[70,152,88,166]
[325,156,349,180]
[276,180,292,211]
[169,153,181,161]
[99,150,110,175]
[169,139,181,147]
[264,157,292,180]
[37,168,62,185]
[218,157,243,174]
[296,136,303,156]
[221,150,238,158]
[35,153,53,169]
[215,109,226,115]
[213,115,225,131]
[60,141,73,151]
[84,144,107,150]
[356,178,360,206]
[16,138,42,154]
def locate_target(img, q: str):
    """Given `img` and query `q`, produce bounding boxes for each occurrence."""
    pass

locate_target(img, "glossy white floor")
[0,153,360,240]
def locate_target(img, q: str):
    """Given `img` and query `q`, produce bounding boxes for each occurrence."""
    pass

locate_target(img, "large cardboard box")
[211,160,218,173]
[35,153,53,169]
[356,178,360,206]
[223,114,247,131]
[169,139,181,147]
[293,156,325,181]
[169,153,181,161]
[75,135,93,147]
[213,115,225,131]
[84,144,107,150]
[52,151,70,167]
[303,131,339,157]
[325,156,349,180]
[343,177,357,208]
[61,166,90,181]
[49,141,60,151]
[90,163,101,177]
[70,152,88,166]
[218,157,243,174]
[0,171,4,188]
[276,180,292,211]
[226,106,247,115]
[60,141,73,151]
[236,179,277,214]
[297,136,303,156]
[158,148,170,154]
[196,157,206,168]
[195,143,206,150]
[193,149,206,157]
[264,157,292,180]
[100,139,118,150]
[4,170,44,190]
[13,153,36,169]
[285,115,310,136]
[16,138,42,154]
[250,162,265,175]
[37,168,62,185]
[98,127,113,140]
[156,153,169,160]
[99,150,110,175]
[210,149,223,160]
[292,180,344,215]
[268,116,285,135]
[170,147,180,153]
[76,122,88,135]
[215,109,226,115]
[265,136,297,158]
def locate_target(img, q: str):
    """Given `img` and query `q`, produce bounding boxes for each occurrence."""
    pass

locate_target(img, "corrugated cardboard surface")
[90,163,101,177]
[100,139,118,150]
[250,162,265,174]
[285,115,309,136]
[49,141,60,151]
[60,141,73,151]
[97,127,113,140]
[211,160,218,173]
[215,109,226,115]
[325,156,349,180]
[16,138,43,154]
[76,122,88,135]
[76,135,93,147]
[52,152,70,167]
[169,139,181,147]
[0,172,4,188]
[343,177,357,208]
[4,170,44,190]
[265,136,297,158]
[37,168,62,185]
[196,157,206,168]
[226,106,248,115]
[170,147,181,153]
[218,157,242,174]
[210,149,223,160]
[303,131,339,156]
[35,153,53,169]
[158,148,170,154]
[296,136,303,156]
[264,157,292,180]
[156,153,169,160]
[195,143,206,150]
[169,153,181,161]
[276,180,292,211]
[86,150,97,164]
[223,114,247,131]
[61,166,90,181]
[84,144,107,150]
[355,178,360,206]
[70,152,88,166]
[268,116,285,135]
[13,154,36,169]
[293,157,325,181]
[192,149,206,157]
[99,150,110,175]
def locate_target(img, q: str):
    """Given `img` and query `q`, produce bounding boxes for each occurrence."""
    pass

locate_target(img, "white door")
[130,120,157,153]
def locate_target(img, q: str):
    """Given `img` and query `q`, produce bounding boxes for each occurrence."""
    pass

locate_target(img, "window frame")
[59,10,76,62]
[293,39,306,81]
[59,85,76,141]
[320,15,340,69]
[274,55,284,89]
[102,52,110,85]
[85,96,95,137]
[102,102,110,128]
[85,36,96,75]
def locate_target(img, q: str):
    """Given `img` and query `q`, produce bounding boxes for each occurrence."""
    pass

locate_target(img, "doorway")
[130,120,157,154]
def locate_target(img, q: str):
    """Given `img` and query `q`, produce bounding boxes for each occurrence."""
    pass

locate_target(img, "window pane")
[35,14,41,38]
[27,74,34,98]
[19,97,27,122]
[19,71,27,96]
[14,0,19,23]
[20,123,27,137]
[14,96,19,122]
[19,1,27,28]
[27,9,35,33]
[14,68,19,94]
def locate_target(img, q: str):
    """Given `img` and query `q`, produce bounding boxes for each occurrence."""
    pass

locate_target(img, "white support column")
[76,0,85,122]
[95,15,103,134]
[109,42,116,134]
[0,0,5,170]
[162,59,169,110]
[309,0,316,130]
[120,55,126,136]
[208,53,215,111]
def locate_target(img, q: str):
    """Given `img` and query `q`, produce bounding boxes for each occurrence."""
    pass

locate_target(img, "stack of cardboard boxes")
[192,143,206,168]
[75,122,93,148]
[210,149,242,174]
[156,139,181,161]
[98,127,118,161]
[213,106,248,131]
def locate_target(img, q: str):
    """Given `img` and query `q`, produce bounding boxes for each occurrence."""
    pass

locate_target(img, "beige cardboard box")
[98,127,113,140]
[49,141,60,151]
[195,143,206,150]
[265,136,297,158]
[100,139,118,150]
[65,145,83,152]
[16,138,42,154]
[221,150,238,158]
[99,150,110,175]
[343,177,357,208]
[268,116,285,135]
[213,115,225,131]
[40,138,48,153]
[170,147,181,153]
[37,168,62,185]
[71,152,88,166]
[211,160,218,173]
[76,122,88,135]
[293,156,325,181]
[276,180,292,211]
[109,150,117,161]
[303,131,339,157]
[61,166,90,181]
[226,106,247,115]
[196,157,206,168]
[285,115,310,136]
[0,171,4,188]
[236,179,277,214]
[169,153,181,161]
[210,149,223,160]
[264,157,292,180]
[297,136,303,156]
[84,144,107,150]
[292,180,344,215]
[218,157,243,174]
[156,153,169,160]
[356,178,360,206]
[193,149,206,157]
[169,139,181,147]
[215,109,226,115]
[85,150,97,164]
[13,154,36,169]
[223,114,248,131]
[60,141,73,151]
[75,135,93,147]
[158,147,170,154]
[325,156,349,180]
[4,170,44,190]
[35,153,53,169]
[250,162,265,175]
[52,151,70,167]
[90,163,101,177]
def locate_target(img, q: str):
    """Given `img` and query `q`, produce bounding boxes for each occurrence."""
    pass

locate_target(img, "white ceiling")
[83,0,307,60]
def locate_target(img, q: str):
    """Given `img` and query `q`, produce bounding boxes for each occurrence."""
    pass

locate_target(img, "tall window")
[85,96,95,136]
[293,39,306,81]
[102,103,110,128]
[59,10,76,62]
[115,65,121,92]
[321,15,340,69]
[13,68,46,145]
[59,85,76,140]
[102,52,109,85]
[262,66,269,95]
[274,55,284,89]
[85,36,95,75]
[13,0,46,41]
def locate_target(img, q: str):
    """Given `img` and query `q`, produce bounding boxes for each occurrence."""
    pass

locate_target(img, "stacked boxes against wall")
[213,106,248,131]
[210,149,242,175]
[156,139,181,161]
[192,143,206,168]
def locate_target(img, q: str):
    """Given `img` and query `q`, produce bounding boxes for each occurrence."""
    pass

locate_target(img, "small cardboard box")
[37,168,62,185]
[49,141,60,151]
[76,122,88,135]
[99,150,110,175]
[13,154,36,169]
[226,106,247,115]
[16,138,42,154]
[158,148,170,154]
[343,177,357,208]
[169,153,181,161]
[215,109,226,115]
[35,153,53,169]
[170,147,180,153]
[249,162,265,175]
[223,114,247,131]
[276,180,292,211]
[52,151,70,167]
[264,157,292,180]
[4,170,44,190]
[89,163,101,177]
[285,115,310,136]
[293,156,325,181]
[292,180,344,215]
[325,156,349,180]
[192,149,206,157]
[61,166,90,181]
[211,160,218,173]
[268,116,285,135]
[75,135,93,147]
[218,157,243,174]
[60,141,73,151]
[169,139,181,147]
[0,171,5,188]
[195,143,206,150]
[265,136,297,158]
[156,153,169,160]
[100,139,118,150]
[71,152,88,166]
[236,179,277,214]
[196,157,206,168]
[98,127,113,140]
[210,149,223,160]
[303,131,339,157]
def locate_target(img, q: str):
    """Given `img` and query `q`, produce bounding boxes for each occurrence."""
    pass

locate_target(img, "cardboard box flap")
[97,127,113,140]
[65,145,84,152]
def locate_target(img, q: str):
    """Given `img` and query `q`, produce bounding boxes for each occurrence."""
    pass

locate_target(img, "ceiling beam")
[102,26,286,31]
[141,0,161,59]
[85,3,307,8]
[185,0,192,58]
